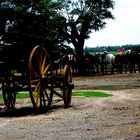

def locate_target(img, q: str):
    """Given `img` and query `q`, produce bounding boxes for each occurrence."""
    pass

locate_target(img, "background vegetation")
[84,44,140,54]
[0,0,115,75]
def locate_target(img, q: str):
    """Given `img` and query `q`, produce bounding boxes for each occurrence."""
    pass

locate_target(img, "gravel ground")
[0,73,140,140]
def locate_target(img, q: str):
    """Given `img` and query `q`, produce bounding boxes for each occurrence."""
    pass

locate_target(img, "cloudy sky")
[84,0,140,48]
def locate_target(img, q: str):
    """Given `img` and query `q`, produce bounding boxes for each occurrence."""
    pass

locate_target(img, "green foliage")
[84,44,140,54]
[0,0,115,76]
[57,0,115,45]
[15,7,24,13]
[0,0,67,50]
[60,0,115,75]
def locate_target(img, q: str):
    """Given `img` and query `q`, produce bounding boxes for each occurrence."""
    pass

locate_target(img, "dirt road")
[0,73,140,140]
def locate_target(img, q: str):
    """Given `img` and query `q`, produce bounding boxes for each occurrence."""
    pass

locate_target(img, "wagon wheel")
[63,65,72,108]
[28,45,53,114]
[2,74,17,109]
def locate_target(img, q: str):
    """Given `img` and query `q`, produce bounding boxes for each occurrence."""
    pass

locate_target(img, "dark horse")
[115,53,129,73]
[115,49,140,73]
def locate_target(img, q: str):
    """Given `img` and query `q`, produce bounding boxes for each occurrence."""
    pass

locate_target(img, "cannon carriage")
[0,32,74,114]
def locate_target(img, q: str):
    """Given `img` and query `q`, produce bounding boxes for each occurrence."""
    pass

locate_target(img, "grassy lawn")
[94,85,128,90]
[0,92,30,100]
[72,91,112,97]
[94,85,114,89]
[0,91,112,100]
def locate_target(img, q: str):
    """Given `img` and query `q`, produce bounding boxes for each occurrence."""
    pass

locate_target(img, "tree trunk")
[75,45,86,76]
[70,22,86,75]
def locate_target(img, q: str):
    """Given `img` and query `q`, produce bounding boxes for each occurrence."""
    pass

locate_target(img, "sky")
[84,0,140,48]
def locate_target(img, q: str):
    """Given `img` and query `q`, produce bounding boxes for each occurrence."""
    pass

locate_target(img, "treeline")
[84,44,140,53]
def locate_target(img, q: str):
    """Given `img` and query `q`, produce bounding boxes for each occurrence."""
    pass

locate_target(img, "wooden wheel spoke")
[43,64,51,74]
[32,81,40,93]
[34,91,39,106]
[32,82,41,106]
[63,65,72,108]
[41,55,46,73]
[47,75,54,80]
[37,49,41,69]
[11,94,15,100]
[31,79,40,84]
[28,45,53,114]
[43,88,50,101]
[31,67,40,78]
[9,97,15,107]
[41,90,47,108]
[39,49,43,69]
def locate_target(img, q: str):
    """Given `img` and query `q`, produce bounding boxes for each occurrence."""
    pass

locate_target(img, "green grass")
[108,51,117,55]
[0,92,30,100]
[16,93,30,99]
[95,85,114,89]
[0,91,112,100]
[0,95,3,100]
[94,85,127,90]
[72,91,112,97]
[90,51,117,55]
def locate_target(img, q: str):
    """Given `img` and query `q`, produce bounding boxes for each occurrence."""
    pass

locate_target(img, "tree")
[0,0,67,53]
[0,0,115,75]
[60,0,115,75]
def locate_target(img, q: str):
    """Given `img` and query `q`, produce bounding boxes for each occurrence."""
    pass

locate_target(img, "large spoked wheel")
[28,45,53,114]
[63,65,72,108]
[2,74,17,110]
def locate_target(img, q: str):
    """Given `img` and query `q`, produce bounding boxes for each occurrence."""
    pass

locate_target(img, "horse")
[61,52,78,75]
[115,49,138,73]
[84,53,95,74]
[98,52,116,74]
[128,48,140,73]
[115,50,136,74]
[135,48,140,73]
[115,53,128,73]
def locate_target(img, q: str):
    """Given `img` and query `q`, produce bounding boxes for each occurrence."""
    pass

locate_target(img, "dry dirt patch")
[73,73,140,90]
[0,73,140,140]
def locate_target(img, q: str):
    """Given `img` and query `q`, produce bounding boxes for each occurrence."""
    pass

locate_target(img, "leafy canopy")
[0,0,67,49]
[59,0,115,42]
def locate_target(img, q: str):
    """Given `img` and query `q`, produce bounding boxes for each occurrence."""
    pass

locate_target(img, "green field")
[72,91,112,97]
[0,91,112,100]
[90,50,117,55]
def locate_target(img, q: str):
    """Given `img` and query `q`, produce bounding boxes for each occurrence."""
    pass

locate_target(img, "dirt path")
[73,73,140,90]
[0,73,140,140]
